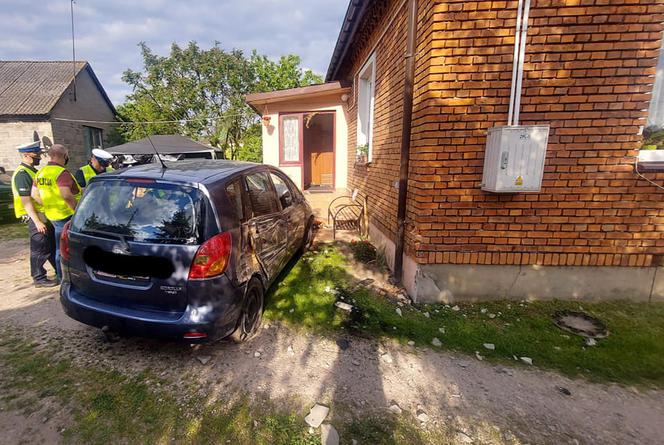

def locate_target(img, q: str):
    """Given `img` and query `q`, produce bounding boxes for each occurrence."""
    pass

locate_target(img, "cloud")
[0,0,347,105]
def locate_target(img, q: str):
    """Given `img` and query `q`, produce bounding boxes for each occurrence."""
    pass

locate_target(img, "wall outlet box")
[481,125,550,193]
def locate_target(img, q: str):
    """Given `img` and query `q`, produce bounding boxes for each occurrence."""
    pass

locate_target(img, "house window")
[640,39,664,171]
[280,115,301,164]
[357,53,376,162]
[83,126,103,155]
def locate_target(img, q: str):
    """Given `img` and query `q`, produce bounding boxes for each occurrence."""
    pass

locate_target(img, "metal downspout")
[394,0,419,283]
[507,0,524,126]
[512,0,531,126]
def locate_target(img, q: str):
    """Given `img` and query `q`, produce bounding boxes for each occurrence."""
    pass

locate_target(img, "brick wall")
[340,0,664,268]
[410,0,664,267]
[338,0,434,257]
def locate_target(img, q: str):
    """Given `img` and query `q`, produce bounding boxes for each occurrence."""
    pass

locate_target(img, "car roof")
[100,159,262,185]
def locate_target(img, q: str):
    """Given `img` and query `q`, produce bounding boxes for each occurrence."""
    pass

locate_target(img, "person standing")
[33,144,81,281]
[10,141,57,288]
[74,148,114,189]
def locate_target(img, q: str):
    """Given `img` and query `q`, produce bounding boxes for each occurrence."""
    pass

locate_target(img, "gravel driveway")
[1,239,662,445]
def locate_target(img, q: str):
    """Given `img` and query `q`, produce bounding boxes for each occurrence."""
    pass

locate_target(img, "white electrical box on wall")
[481,125,550,193]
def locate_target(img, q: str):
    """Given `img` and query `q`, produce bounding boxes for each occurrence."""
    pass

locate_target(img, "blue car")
[60,160,314,342]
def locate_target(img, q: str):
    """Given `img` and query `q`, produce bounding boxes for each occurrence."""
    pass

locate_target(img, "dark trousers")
[52,217,71,280]
[27,218,56,282]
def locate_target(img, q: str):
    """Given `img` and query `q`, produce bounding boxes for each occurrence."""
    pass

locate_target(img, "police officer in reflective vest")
[74,148,114,189]
[32,144,81,281]
[11,141,57,288]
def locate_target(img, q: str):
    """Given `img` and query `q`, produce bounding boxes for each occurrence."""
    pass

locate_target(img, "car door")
[243,171,288,281]
[269,171,306,256]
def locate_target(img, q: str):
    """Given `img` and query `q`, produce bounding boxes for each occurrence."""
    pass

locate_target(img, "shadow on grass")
[264,244,664,388]
[262,244,438,443]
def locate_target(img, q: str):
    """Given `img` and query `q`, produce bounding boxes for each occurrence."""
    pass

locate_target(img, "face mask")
[32,156,41,167]
[64,155,70,166]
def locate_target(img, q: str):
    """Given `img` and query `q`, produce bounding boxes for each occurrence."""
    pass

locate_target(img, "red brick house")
[248,0,664,302]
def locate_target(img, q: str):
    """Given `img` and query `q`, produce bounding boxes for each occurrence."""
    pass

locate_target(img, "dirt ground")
[1,237,663,445]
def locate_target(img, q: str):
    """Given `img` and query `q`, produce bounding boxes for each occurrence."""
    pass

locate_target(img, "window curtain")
[282,116,299,162]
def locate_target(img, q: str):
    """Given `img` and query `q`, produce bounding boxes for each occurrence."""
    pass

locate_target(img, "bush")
[642,126,664,149]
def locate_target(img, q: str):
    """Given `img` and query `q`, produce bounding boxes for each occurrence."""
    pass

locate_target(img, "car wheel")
[229,278,264,342]
[300,217,315,253]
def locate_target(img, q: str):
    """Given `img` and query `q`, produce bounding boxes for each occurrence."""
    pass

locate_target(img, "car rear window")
[71,179,201,245]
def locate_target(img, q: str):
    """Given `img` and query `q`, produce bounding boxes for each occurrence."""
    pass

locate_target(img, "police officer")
[32,144,81,281]
[74,148,114,189]
[11,141,57,288]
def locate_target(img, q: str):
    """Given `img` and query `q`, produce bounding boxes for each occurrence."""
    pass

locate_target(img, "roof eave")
[82,64,117,115]
[0,113,51,120]
[325,0,371,82]
[245,81,351,114]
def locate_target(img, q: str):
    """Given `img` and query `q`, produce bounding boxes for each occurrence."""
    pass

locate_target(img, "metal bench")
[327,189,366,239]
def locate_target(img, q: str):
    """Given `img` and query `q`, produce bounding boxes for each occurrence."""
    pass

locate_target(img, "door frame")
[278,110,336,190]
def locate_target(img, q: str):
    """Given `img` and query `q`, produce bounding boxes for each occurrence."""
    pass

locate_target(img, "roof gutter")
[393,0,418,284]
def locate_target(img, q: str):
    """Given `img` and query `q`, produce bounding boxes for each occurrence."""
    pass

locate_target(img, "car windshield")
[71,179,200,245]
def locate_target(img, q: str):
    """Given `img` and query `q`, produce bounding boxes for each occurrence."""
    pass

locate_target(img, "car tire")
[300,216,315,253]
[229,278,264,343]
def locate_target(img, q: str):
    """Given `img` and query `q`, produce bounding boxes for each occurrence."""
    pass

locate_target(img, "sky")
[0,0,348,105]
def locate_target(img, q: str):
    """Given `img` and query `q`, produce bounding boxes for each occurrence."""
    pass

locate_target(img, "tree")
[117,42,323,160]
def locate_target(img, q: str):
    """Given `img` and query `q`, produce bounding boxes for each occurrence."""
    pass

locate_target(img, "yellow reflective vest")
[11,164,43,218]
[35,165,80,221]
[78,163,114,188]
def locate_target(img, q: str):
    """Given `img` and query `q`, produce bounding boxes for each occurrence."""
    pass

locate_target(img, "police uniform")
[74,148,114,188]
[11,141,56,286]
[35,155,81,280]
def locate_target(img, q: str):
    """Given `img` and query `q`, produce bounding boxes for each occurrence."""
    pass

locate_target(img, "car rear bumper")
[60,279,245,341]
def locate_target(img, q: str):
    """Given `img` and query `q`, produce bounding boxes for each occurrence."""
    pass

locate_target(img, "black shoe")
[34,278,58,288]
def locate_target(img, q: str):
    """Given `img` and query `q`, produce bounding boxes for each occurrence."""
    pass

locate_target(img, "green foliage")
[233,122,263,163]
[250,52,323,92]
[642,125,664,149]
[266,244,664,387]
[117,42,323,161]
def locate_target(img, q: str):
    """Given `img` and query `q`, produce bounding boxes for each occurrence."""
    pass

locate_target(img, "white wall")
[259,93,348,191]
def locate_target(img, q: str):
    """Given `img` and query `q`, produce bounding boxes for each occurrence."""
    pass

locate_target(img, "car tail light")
[188,232,232,279]
[183,331,208,340]
[60,221,71,261]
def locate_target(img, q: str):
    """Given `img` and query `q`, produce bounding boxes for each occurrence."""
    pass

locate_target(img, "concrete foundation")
[413,263,664,303]
[367,222,664,303]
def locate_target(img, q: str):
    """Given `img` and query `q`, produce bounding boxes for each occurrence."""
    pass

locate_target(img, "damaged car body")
[59,160,314,342]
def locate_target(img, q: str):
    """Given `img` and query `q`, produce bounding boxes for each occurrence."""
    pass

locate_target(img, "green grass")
[265,244,664,387]
[0,221,28,240]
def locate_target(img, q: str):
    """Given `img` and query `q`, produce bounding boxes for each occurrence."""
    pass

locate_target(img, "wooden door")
[311,152,334,186]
